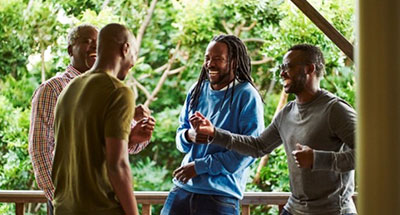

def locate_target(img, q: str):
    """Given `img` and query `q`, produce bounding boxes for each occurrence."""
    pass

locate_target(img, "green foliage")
[0,75,38,109]
[131,157,173,191]
[0,0,32,79]
[0,0,356,213]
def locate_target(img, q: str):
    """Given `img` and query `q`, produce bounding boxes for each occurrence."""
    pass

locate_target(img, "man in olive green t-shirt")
[53,23,142,215]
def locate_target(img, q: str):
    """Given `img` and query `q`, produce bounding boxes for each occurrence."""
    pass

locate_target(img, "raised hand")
[292,143,314,169]
[189,111,215,137]
[173,162,197,184]
[129,116,156,145]
[134,104,151,121]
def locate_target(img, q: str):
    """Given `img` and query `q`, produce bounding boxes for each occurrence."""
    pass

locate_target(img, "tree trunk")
[41,48,46,83]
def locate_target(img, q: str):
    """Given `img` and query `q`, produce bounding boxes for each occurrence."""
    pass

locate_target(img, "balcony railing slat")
[142,204,151,215]
[241,205,250,215]
[16,203,24,215]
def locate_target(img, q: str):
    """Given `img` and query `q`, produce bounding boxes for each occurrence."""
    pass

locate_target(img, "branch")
[241,21,257,31]
[221,20,234,35]
[167,66,186,75]
[144,42,182,106]
[136,0,158,54]
[133,78,152,100]
[251,56,273,65]
[234,21,246,36]
[242,38,268,43]
[154,63,169,73]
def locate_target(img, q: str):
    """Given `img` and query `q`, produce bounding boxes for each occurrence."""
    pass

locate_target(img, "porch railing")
[0,190,290,215]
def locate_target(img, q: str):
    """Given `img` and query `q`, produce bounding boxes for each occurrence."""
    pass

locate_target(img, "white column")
[357,0,400,214]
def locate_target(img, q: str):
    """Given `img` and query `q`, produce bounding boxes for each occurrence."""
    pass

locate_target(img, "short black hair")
[289,44,325,77]
[67,24,98,46]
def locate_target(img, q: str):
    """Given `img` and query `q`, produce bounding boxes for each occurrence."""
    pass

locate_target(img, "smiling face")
[280,50,308,94]
[204,41,235,90]
[68,26,98,73]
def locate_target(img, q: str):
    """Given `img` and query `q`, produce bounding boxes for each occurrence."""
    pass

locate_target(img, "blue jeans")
[48,200,54,215]
[161,186,239,215]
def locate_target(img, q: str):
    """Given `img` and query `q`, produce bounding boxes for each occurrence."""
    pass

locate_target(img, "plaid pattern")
[29,65,149,201]
[128,120,150,154]
[28,65,81,201]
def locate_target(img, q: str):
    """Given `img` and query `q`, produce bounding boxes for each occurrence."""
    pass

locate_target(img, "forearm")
[211,127,281,158]
[107,162,138,215]
[128,140,150,154]
[28,139,55,199]
[313,147,355,172]
[195,151,255,175]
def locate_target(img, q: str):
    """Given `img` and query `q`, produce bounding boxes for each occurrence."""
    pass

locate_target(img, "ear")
[67,45,73,57]
[306,64,316,75]
[121,42,130,58]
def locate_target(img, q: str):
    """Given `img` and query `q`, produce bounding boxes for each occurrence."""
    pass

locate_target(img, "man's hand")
[292,143,314,168]
[173,162,197,184]
[129,116,156,146]
[185,128,209,143]
[189,111,215,137]
[134,104,151,121]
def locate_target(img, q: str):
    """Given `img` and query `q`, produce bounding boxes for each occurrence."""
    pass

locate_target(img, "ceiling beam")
[290,0,354,61]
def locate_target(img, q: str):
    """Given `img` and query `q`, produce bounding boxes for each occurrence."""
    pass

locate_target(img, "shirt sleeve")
[175,92,193,153]
[194,91,267,175]
[128,120,150,154]
[313,100,356,172]
[104,87,135,141]
[210,120,283,158]
[28,84,56,200]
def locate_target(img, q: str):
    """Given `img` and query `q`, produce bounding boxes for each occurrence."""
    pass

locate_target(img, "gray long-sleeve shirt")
[211,90,357,215]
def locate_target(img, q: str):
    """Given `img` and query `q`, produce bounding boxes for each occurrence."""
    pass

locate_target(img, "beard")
[285,72,307,94]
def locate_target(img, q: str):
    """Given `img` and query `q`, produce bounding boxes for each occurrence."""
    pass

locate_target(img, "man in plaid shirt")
[28,24,154,214]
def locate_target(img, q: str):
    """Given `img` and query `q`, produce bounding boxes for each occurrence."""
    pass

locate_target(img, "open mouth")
[89,53,97,60]
[208,70,219,77]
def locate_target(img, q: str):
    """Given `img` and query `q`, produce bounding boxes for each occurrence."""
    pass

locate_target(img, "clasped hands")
[129,104,156,145]
[186,111,215,143]
[188,111,314,169]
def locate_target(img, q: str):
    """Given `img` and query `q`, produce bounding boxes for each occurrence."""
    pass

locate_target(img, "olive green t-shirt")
[52,70,135,215]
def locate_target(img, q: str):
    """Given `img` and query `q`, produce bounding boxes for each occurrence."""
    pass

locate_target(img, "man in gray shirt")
[190,44,357,215]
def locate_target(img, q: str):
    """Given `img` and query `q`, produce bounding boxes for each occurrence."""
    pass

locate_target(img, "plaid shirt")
[28,65,149,201]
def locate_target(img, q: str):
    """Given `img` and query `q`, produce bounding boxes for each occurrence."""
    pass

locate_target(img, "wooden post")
[142,204,152,215]
[278,204,284,214]
[16,203,24,215]
[357,0,400,214]
[290,0,354,61]
[241,205,250,215]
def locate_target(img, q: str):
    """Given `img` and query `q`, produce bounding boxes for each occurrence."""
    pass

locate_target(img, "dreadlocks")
[189,34,260,111]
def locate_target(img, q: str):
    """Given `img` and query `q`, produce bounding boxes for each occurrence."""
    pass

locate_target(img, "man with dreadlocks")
[161,35,264,215]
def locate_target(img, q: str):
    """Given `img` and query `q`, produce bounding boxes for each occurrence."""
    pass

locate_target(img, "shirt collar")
[65,65,83,78]
[211,79,239,91]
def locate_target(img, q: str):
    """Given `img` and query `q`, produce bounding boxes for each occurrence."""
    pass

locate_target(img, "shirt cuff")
[312,150,334,171]
[209,128,232,149]
[194,158,209,175]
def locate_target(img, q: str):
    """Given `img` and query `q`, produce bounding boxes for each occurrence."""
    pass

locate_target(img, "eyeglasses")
[278,63,310,72]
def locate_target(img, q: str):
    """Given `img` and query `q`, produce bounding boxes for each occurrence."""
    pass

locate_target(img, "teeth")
[209,71,218,74]
[89,53,97,57]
